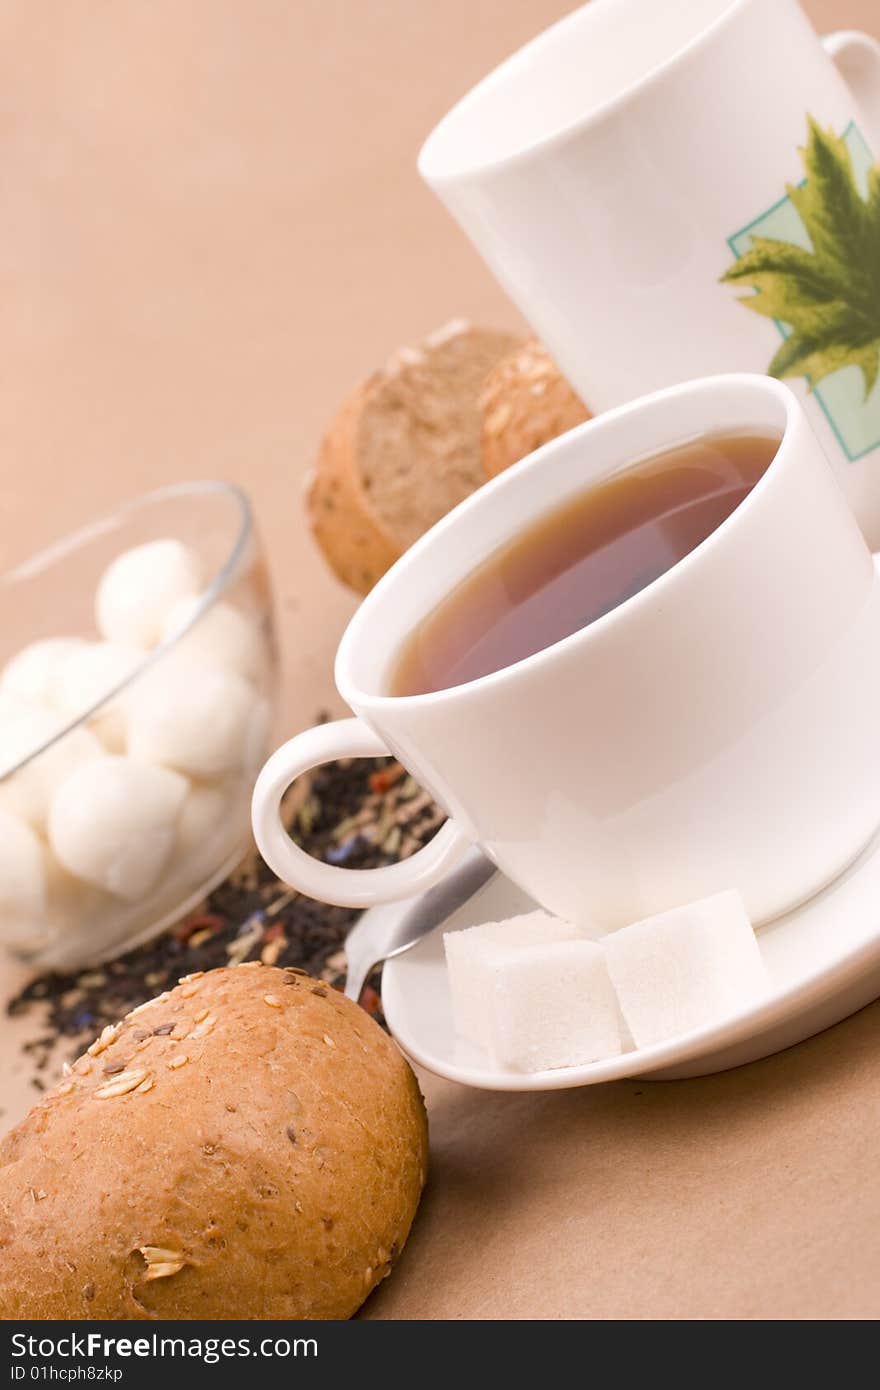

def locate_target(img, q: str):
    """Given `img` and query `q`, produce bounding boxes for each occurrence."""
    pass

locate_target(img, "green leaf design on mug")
[721,118,880,399]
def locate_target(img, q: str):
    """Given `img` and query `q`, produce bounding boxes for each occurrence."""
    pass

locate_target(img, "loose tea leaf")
[8,752,444,1084]
[721,117,880,398]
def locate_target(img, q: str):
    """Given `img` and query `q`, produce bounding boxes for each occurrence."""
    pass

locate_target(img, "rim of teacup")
[418,0,749,184]
[335,372,802,712]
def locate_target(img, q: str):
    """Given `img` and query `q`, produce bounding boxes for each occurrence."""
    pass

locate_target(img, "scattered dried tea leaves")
[8,754,441,1083]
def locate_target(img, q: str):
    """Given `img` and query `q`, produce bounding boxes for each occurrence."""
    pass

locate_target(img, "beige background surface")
[1,0,878,1320]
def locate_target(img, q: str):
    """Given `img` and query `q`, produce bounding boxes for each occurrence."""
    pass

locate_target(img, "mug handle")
[823,30,880,143]
[251,717,472,907]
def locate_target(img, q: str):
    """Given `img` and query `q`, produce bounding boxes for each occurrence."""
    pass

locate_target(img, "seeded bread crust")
[307,321,523,594]
[0,965,428,1320]
[306,376,402,596]
[480,340,590,479]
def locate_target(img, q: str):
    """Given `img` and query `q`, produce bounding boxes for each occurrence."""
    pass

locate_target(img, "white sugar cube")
[602,889,768,1049]
[96,539,202,647]
[487,938,623,1072]
[444,910,581,1049]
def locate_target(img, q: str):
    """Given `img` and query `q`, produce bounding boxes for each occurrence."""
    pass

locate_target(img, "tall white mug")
[418,0,880,546]
[253,375,880,930]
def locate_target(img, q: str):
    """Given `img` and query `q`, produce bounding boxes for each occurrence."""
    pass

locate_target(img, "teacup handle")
[251,717,472,907]
[824,31,880,144]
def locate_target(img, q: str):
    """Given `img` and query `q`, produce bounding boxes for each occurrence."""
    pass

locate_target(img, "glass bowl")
[0,481,277,970]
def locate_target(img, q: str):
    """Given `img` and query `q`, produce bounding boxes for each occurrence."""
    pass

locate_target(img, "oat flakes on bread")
[0,964,428,1320]
[307,319,523,593]
[480,339,590,479]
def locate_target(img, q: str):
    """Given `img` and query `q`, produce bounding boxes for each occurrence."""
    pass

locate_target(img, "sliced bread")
[306,320,523,594]
[480,339,590,479]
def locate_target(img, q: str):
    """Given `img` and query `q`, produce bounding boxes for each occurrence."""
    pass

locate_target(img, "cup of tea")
[418,0,880,545]
[252,373,880,930]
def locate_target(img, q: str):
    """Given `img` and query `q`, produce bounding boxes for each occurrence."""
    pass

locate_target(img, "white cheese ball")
[44,853,109,942]
[242,695,272,773]
[48,755,188,900]
[96,539,202,648]
[0,706,103,831]
[53,640,145,752]
[173,778,229,861]
[0,638,86,706]
[0,691,28,722]
[0,807,49,947]
[161,596,267,684]
[126,656,259,777]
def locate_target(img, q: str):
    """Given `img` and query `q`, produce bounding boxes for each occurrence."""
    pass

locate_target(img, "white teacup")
[253,374,880,931]
[418,0,880,545]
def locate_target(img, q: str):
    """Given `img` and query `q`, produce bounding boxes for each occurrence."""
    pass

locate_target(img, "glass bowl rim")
[0,479,254,781]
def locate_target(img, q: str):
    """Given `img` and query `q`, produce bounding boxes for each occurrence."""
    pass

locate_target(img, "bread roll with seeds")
[306,320,523,593]
[0,965,428,1320]
[479,339,590,479]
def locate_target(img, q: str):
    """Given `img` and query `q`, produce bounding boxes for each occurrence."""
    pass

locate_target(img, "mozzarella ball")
[0,638,86,706]
[48,756,188,900]
[0,706,63,778]
[160,597,267,684]
[53,641,145,752]
[43,855,109,942]
[242,695,272,773]
[0,707,103,831]
[175,780,231,863]
[126,656,258,777]
[96,540,202,647]
[0,691,28,723]
[0,807,49,947]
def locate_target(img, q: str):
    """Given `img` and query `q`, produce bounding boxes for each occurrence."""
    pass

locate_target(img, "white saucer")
[382,825,880,1090]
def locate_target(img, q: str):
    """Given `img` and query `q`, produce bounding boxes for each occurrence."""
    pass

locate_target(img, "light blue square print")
[727,123,880,463]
